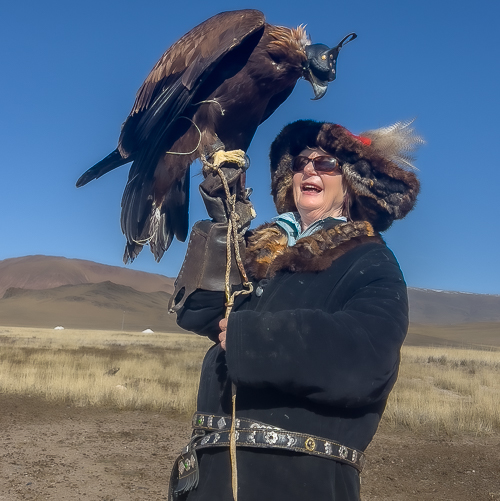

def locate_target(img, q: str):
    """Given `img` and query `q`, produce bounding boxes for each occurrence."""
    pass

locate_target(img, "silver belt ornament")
[169,413,365,499]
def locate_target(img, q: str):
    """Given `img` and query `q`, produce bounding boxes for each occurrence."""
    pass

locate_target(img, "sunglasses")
[291,155,341,173]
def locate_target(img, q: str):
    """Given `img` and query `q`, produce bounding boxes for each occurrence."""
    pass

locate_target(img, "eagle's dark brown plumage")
[76,9,356,263]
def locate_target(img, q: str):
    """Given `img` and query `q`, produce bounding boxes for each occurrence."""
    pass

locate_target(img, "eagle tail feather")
[123,241,143,264]
[76,149,128,187]
[121,163,190,264]
[150,166,190,262]
[121,158,154,263]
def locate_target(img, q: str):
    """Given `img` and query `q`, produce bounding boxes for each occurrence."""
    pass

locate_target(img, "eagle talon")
[208,149,248,170]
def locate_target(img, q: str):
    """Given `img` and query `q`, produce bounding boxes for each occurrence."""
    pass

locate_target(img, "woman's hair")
[341,181,352,220]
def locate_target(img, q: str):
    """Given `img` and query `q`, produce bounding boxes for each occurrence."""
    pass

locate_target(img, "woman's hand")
[218,318,228,350]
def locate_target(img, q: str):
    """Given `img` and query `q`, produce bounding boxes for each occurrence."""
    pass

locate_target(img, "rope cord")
[191,98,225,116]
[132,207,160,246]
[164,117,202,156]
[202,152,254,501]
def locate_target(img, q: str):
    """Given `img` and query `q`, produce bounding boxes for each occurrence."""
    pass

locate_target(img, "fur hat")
[269,120,423,232]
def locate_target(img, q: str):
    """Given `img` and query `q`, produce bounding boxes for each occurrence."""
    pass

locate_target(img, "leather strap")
[192,412,365,473]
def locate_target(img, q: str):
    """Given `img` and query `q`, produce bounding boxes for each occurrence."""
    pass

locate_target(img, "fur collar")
[245,220,384,280]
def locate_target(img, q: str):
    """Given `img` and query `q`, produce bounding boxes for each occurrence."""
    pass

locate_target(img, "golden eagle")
[76,9,356,263]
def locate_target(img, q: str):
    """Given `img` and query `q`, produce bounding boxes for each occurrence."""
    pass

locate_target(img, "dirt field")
[1,395,499,501]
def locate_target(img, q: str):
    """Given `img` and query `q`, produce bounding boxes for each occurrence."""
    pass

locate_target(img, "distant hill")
[407,288,500,324]
[0,255,175,298]
[405,322,500,348]
[0,281,186,333]
[0,256,499,344]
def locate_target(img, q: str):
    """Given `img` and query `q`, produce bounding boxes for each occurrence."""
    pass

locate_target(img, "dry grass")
[0,326,211,415]
[1,327,499,435]
[383,345,500,435]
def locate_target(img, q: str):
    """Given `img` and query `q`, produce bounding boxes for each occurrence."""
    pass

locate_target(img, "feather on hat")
[269,119,423,231]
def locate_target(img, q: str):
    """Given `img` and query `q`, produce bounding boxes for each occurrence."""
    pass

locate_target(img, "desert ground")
[1,326,499,500]
[1,394,499,501]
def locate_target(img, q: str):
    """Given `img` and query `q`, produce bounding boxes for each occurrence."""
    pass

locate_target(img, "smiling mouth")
[301,183,322,193]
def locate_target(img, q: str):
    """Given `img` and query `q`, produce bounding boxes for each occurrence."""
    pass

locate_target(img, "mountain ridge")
[1,255,500,330]
[0,280,183,332]
[0,255,175,298]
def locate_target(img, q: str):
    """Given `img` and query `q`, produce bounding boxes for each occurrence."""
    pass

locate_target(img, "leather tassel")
[169,433,202,499]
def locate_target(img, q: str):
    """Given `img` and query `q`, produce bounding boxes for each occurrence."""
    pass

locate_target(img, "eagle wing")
[119,9,266,156]
[118,10,266,262]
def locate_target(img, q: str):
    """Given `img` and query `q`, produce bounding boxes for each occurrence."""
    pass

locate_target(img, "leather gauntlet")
[168,220,246,313]
[168,158,255,313]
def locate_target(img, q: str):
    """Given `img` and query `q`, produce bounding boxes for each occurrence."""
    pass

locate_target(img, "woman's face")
[292,148,345,227]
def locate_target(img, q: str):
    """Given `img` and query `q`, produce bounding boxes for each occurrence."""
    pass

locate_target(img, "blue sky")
[1,0,499,294]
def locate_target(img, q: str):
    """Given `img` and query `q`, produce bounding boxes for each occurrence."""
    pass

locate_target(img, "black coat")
[176,220,409,501]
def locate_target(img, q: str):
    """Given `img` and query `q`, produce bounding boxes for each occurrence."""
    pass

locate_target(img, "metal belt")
[191,412,366,473]
[169,413,365,499]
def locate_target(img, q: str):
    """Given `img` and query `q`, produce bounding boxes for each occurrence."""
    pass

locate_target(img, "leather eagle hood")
[269,120,423,232]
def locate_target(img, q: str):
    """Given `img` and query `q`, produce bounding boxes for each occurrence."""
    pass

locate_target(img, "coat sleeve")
[225,248,409,408]
[175,290,226,342]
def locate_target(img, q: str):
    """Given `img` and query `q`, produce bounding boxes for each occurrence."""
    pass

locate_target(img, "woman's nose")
[303,160,317,175]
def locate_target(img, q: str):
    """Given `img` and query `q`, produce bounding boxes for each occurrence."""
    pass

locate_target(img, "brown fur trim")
[245,223,288,280]
[245,220,384,280]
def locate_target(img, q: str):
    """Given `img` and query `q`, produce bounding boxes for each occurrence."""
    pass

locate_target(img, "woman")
[169,119,422,500]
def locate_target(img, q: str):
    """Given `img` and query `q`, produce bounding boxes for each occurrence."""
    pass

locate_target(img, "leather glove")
[199,155,255,233]
[168,219,246,313]
[168,157,255,314]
